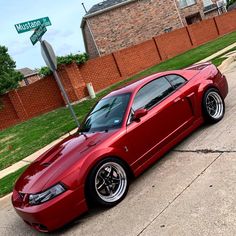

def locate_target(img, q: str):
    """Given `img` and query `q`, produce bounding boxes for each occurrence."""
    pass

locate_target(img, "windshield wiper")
[105,98,117,118]
[88,103,110,117]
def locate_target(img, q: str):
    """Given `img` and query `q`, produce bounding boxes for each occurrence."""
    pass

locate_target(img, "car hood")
[15,130,116,194]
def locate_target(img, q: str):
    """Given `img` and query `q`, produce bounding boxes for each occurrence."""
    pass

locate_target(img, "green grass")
[1,31,236,172]
[211,45,236,67]
[0,165,28,198]
[212,57,228,67]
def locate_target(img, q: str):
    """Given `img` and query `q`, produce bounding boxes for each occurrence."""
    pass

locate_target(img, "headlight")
[29,183,66,205]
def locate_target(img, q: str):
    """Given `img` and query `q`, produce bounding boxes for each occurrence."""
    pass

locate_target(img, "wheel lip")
[205,91,224,119]
[94,162,127,203]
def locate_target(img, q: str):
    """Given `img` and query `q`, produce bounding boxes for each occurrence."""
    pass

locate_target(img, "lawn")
[0,30,236,197]
[211,45,236,66]
[0,165,28,198]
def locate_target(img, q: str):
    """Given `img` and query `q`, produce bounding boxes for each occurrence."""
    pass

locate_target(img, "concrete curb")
[218,55,236,72]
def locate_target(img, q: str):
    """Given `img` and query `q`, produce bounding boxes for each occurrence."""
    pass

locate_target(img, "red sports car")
[12,62,228,232]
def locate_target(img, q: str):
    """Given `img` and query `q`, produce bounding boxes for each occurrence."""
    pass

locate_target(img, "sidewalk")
[0,42,236,181]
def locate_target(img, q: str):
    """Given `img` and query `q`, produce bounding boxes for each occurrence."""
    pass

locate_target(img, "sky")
[0,0,102,69]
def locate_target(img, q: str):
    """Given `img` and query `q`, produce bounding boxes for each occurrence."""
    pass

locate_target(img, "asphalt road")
[1,62,236,236]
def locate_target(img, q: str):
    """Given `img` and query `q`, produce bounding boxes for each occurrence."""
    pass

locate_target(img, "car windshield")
[80,93,130,132]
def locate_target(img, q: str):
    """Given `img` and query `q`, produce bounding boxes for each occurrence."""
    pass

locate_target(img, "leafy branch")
[39,53,89,77]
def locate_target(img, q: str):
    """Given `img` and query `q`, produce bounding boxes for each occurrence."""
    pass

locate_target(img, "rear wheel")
[202,88,225,123]
[87,158,129,207]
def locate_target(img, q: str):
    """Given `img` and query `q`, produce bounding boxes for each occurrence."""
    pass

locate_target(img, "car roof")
[104,70,179,98]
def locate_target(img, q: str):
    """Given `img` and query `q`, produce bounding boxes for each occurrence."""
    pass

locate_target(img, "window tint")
[80,94,130,132]
[133,77,173,111]
[166,75,186,89]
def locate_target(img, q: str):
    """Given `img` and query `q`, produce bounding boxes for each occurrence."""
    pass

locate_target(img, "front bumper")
[12,185,88,232]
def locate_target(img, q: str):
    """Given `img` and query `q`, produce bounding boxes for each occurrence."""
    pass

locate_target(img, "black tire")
[86,157,129,207]
[202,88,225,124]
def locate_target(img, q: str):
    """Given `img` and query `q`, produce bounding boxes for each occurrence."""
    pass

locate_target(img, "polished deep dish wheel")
[203,88,225,123]
[87,158,129,207]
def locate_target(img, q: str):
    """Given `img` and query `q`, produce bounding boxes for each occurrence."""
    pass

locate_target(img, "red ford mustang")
[12,63,228,232]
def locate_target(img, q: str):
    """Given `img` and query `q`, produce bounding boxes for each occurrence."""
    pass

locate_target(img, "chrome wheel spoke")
[95,162,127,203]
[105,185,112,195]
[112,177,120,183]
[97,180,106,190]
[206,91,223,119]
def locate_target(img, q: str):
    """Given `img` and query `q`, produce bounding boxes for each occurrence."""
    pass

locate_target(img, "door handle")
[174,97,181,103]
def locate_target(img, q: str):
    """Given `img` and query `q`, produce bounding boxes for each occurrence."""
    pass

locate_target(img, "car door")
[125,75,194,170]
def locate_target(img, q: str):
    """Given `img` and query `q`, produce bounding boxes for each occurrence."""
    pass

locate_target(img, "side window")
[133,77,173,111]
[166,74,186,89]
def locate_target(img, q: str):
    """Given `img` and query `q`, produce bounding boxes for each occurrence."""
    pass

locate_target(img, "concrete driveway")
[1,62,236,236]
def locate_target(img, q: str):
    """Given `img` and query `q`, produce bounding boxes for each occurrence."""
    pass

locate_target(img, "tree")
[227,0,236,8]
[0,45,23,95]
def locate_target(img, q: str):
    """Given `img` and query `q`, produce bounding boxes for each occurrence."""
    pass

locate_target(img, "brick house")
[18,68,41,87]
[81,0,227,58]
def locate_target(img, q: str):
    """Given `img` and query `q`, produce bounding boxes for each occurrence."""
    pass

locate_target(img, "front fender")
[62,146,130,190]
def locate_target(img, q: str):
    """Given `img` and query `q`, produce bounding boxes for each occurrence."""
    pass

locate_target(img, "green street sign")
[15,17,51,34]
[30,24,47,45]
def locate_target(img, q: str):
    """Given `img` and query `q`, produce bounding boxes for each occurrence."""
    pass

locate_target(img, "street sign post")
[15,17,80,128]
[40,40,57,70]
[40,40,80,128]
[30,24,47,45]
[15,17,51,34]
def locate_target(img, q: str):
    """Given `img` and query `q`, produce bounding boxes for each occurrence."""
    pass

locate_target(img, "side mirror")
[133,108,148,121]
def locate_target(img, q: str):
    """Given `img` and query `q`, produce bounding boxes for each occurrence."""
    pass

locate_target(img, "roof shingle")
[87,0,129,15]
[17,68,38,77]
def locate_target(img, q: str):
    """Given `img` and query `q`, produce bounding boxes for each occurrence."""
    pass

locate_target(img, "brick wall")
[214,10,236,35]
[0,77,64,130]
[113,39,161,76]
[16,77,65,118]
[1,10,236,131]
[79,54,122,91]
[187,18,219,46]
[0,94,19,130]
[154,27,193,60]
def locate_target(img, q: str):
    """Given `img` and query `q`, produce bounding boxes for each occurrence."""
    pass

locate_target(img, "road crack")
[137,152,223,236]
[173,149,236,154]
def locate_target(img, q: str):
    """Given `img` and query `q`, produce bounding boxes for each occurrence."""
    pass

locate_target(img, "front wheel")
[202,88,225,123]
[86,158,129,207]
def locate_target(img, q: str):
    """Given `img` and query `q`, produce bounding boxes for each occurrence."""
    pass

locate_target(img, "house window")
[203,0,213,6]
[178,0,196,8]
[185,12,202,25]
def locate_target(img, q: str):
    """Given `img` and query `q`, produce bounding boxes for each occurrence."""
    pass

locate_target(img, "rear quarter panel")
[179,64,228,119]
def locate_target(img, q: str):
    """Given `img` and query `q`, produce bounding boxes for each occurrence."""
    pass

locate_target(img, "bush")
[39,66,51,77]
[39,53,89,77]
[227,0,236,8]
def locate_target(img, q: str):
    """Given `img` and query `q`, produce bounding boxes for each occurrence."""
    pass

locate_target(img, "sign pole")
[39,39,80,128]
[15,17,80,128]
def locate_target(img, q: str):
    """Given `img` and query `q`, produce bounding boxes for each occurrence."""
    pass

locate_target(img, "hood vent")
[41,162,51,167]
